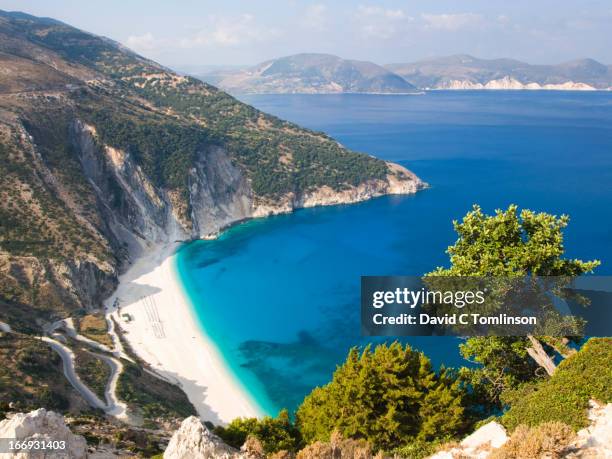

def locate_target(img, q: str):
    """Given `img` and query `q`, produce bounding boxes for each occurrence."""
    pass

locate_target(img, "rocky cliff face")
[70,120,178,251]
[569,401,612,458]
[70,118,425,244]
[248,162,423,224]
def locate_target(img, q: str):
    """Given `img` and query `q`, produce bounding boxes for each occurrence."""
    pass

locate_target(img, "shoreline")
[104,240,264,425]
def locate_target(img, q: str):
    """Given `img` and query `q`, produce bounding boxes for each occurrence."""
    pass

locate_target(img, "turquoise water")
[177,91,612,417]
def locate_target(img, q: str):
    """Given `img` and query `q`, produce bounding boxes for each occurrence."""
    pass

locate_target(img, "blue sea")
[176,91,612,417]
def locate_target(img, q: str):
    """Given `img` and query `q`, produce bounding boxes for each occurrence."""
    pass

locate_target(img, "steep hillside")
[387,54,612,89]
[0,10,423,422]
[202,53,418,94]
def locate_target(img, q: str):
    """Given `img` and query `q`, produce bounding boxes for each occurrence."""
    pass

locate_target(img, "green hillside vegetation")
[0,333,80,417]
[128,78,388,198]
[2,12,392,203]
[0,11,402,423]
[73,349,111,402]
[0,127,110,263]
[0,7,401,280]
[501,337,612,431]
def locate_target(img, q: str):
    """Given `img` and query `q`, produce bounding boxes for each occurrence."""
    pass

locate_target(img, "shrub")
[391,438,445,459]
[501,338,612,431]
[116,361,196,422]
[296,431,373,459]
[242,435,265,458]
[214,409,301,454]
[490,422,575,459]
[269,450,295,459]
[296,342,469,451]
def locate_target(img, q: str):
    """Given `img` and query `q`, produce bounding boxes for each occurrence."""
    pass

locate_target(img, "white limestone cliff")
[2,403,609,458]
[437,76,597,91]
[70,120,425,244]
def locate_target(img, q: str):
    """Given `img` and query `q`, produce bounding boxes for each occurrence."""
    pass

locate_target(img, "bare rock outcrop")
[430,421,508,459]
[567,401,612,458]
[0,409,87,459]
[429,401,612,458]
[163,416,240,459]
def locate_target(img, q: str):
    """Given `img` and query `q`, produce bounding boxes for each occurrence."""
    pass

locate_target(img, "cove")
[177,91,612,416]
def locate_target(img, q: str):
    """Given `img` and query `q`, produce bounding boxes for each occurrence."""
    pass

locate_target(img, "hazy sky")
[1,0,611,69]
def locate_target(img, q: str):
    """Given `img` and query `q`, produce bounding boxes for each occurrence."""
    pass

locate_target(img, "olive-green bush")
[501,338,612,431]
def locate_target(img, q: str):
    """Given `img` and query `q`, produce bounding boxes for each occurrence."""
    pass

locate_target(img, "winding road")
[42,319,134,423]
[3,315,140,424]
[40,336,108,411]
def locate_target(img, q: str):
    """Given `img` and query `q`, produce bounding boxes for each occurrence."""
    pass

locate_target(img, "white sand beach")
[105,241,264,425]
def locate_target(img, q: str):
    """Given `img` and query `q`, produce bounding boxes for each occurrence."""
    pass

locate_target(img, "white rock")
[0,408,87,459]
[429,421,508,459]
[461,421,508,450]
[569,401,612,458]
[429,400,612,458]
[163,416,239,459]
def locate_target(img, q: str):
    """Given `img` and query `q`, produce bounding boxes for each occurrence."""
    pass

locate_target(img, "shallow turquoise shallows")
[176,91,612,417]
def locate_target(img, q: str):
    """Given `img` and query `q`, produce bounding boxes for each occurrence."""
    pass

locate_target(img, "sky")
[1,0,611,70]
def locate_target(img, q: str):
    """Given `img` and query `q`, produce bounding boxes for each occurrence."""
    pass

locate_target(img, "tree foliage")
[457,337,538,413]
[427,205,600,408]
[296,342,468,451]
[428,204,599,278]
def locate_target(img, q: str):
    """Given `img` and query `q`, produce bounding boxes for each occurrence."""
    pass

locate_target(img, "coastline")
[105,240,264,425]
[100,163,425,423]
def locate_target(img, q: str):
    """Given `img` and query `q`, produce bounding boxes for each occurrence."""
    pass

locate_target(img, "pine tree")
[296,342,467,450]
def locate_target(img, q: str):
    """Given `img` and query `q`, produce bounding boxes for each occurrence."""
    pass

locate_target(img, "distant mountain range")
[197,53,417,94]
[387,55,612,90]
[197,53,612,94]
